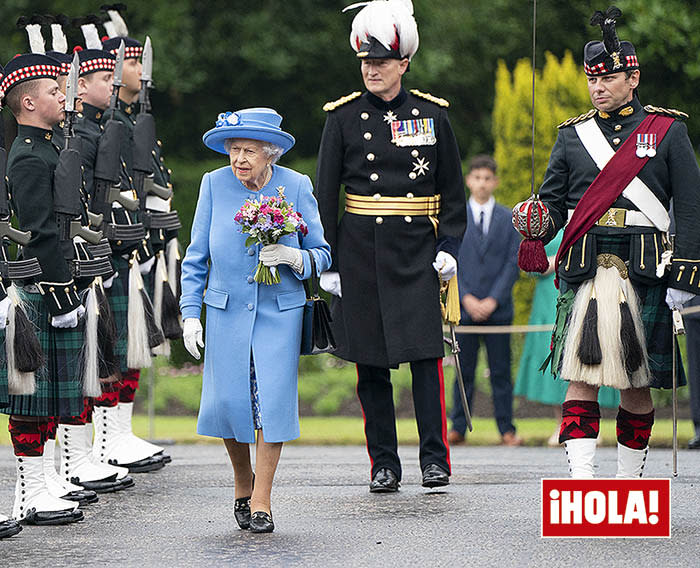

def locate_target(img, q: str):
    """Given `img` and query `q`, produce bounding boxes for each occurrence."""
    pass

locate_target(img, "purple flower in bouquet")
[234,192,309,284]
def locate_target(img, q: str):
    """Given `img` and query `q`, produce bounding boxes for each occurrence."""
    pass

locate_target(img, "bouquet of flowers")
[234,193,308,285]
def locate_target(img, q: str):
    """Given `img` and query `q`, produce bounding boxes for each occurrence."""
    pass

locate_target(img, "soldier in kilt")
[536,8,700,478]
[1,51,86,525]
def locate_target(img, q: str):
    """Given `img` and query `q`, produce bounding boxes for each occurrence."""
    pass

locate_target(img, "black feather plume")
[71,14,103,28]
[591,6,622,55]
[578,297,602,366]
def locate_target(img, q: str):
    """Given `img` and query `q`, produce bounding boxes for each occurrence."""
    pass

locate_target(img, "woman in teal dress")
[514,231,619,444]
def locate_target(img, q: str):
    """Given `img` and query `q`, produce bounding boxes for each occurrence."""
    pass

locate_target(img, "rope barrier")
[444,305,699,335]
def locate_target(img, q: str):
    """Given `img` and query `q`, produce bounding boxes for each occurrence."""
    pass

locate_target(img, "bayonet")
[63,52,80,142]
[108,40,125,118]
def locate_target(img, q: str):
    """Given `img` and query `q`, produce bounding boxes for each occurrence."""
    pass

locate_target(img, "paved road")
[1,444,699,567]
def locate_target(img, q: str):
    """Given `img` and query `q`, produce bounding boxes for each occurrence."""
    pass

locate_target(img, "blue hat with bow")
[202,108,296,156]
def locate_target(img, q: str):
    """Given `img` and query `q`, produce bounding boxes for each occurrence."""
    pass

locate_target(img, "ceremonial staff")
[671,308,684,477]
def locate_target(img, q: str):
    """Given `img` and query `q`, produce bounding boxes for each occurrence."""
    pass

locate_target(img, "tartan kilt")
[553,234,684,390]
[0,329,8,408]
[3,291,85,417]
[107,255,130,374]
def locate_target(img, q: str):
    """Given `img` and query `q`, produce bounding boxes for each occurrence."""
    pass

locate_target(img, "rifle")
[93,41,145,243]
[132,37,180,232]
[54,53,104,249]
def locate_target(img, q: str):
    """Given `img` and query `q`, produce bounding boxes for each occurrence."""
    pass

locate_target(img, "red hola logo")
[541,479,671,538]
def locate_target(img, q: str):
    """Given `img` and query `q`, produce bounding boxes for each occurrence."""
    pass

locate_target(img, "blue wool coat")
[180,164,332,443]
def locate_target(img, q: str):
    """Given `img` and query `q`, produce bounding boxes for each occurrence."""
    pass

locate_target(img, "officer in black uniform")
[535,7,700,478]
[316,1,466,492]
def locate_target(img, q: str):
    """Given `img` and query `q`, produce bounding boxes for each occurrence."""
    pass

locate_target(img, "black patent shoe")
[234,496,251,530]
[421,464,450,488]
[23,508,84,526]
[249,511,274,533]
[688,435,700,450]
[369,467,400,493]
[62,489,99,507]
[0,519,22,539]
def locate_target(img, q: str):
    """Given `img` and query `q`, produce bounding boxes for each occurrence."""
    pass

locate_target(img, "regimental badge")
[635,133,657,158]
[611,51,622,70]
[390,118,437,147]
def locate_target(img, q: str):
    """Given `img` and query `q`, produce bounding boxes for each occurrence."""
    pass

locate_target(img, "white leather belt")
[146,195,171,213]
[567,208,655,228]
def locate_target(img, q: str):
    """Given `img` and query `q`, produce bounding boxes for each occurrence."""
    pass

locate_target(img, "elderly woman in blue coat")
[180,108,331,533]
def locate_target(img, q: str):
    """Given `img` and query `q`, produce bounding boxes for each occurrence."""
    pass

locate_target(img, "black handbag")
[300,251,336,355]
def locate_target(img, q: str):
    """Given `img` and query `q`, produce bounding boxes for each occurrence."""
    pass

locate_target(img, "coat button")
[370,173,379,181]
[247,276,254,284]
[406,193,414,198]
[614,124,622,131]
[247,248,255,256]
[412,108,420,116]
[364,132,372,140]
[247,303,254,311]
[366,153,375,161]
[409,172,417,180]
[373,193,381,200]
[411,150,419,158]
[404,216,412,223]
[613,137,621,145]
[375,217,383,224]
[361,112,369,120]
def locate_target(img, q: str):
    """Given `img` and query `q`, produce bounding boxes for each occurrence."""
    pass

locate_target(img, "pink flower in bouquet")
[234,192,309,284]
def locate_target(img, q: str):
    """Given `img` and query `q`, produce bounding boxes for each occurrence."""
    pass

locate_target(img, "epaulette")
[557,109,596,129]
[409,89,449,108]
[644,105,689,120]
[323,91,362,112]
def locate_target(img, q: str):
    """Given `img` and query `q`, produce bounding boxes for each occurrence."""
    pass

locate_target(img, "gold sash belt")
[345,193,441,216]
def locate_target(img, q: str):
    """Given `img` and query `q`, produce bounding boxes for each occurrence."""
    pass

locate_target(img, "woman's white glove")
[320,271,342,297]
[51,305,86,329]
[139,257,156,275]
[183,318,204,360]
[665,287,696,310]
[259,244,304,273]
[0,297,12,330]
[432,251,457,282]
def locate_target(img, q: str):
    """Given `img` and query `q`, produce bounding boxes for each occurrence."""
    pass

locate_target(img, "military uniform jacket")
[540,98,700,294]
[316,89,466,368]
[7,125,81,316]
[75,103,142,256]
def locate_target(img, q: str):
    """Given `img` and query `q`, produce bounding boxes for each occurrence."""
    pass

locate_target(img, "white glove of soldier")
[0,297,12,330]
[320,271,342,297]
[51,305,86,329]
[139,256,156,275]
[259,244,304,273]
[102,273,117,289]
[183,318,204,360]
[432,251,457,282]
[665,287,696,310]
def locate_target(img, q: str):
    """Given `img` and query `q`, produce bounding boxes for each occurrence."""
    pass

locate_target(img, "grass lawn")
[0,414,694,448]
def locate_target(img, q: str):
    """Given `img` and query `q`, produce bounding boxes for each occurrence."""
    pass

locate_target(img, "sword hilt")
[672,309,685,335]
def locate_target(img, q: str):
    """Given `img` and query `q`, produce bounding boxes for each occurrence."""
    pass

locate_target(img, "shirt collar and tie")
[468,196,496,236]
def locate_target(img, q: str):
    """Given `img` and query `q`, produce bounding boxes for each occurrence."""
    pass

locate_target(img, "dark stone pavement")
[1,444,699,567]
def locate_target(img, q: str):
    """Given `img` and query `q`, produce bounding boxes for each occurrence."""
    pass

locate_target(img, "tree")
[492,51,590,324]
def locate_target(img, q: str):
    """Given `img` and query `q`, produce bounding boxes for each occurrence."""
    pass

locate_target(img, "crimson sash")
[554,114,674,288]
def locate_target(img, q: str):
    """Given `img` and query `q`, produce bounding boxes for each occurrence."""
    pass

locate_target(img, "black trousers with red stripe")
[356,358,450,480]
